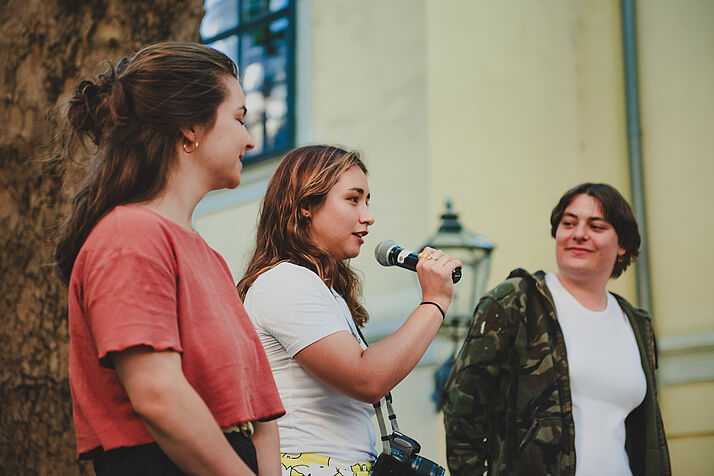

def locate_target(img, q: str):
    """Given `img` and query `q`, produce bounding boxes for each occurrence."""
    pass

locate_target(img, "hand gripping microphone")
[374,240,462,284]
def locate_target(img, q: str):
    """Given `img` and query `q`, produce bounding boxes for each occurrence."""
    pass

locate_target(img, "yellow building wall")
[425,0,635,296]
[638,0,714,336]
[660,382,714,475]
[309,0,434,302]
[638,1,714,473]
[195,0,714,473]
[422,0,639,466]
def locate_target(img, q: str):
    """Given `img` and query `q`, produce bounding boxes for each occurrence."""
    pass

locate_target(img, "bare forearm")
[356,246,457,397]
[294,246,458,404]
[138,384,256,475]
[114,349,255,476]
[296,304,444,404]
[252,420,280,476]
[357,305,443,400]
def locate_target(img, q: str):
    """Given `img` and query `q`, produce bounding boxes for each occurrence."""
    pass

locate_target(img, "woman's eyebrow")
[563,212,607,222]
[345,187,370,200]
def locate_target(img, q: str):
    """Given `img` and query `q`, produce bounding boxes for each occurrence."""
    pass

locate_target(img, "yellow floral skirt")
[281,452,373,476]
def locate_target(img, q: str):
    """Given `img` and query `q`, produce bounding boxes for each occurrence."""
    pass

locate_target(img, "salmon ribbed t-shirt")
[68,205,284,458]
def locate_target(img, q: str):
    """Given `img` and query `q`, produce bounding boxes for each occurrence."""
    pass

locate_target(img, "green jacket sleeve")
[443,296,512,476]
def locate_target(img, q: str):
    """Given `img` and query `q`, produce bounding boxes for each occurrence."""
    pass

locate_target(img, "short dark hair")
[550,183,640,278]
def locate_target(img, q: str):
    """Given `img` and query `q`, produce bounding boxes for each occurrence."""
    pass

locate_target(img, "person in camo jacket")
[443,183,670,476]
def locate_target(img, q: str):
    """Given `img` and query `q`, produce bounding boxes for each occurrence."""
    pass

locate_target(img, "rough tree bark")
[0,1,205,473]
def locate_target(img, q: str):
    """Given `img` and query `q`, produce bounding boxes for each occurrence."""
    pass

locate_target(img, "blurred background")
[2,0,712,474]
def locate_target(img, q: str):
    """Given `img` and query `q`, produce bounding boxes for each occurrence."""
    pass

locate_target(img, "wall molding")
[658,330,714,386]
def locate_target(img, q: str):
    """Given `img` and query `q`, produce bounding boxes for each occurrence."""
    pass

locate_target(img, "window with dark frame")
[202,0,295,164]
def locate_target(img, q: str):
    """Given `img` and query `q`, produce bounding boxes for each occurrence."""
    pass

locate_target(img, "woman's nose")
[573,223,588,240]
[361,207,375,226]
[244,130,255,151]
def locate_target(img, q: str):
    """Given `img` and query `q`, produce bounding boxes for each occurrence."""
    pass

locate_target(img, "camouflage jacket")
[443,269,670,476]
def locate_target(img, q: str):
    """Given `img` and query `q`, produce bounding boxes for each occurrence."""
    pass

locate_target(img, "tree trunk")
[0,1,204,473]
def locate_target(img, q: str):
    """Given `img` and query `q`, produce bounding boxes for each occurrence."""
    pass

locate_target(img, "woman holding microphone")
[238,145,461,476]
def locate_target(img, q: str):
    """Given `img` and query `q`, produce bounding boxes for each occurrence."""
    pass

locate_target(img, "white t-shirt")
[545,273,646,476]
[244,262,377,462]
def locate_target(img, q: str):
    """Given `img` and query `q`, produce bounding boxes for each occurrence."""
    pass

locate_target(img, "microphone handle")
[388,247,462,283]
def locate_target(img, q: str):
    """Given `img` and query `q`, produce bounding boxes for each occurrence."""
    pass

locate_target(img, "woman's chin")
[225,175,241,190]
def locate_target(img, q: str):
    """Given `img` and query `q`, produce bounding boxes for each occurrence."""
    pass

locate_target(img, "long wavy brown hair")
[237,145,370,327]
[54,42,238,283]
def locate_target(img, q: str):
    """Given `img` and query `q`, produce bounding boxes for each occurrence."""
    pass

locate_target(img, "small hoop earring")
[183,140,198,153]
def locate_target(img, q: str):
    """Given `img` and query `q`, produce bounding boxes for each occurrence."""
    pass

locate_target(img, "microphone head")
[374,240,398,267]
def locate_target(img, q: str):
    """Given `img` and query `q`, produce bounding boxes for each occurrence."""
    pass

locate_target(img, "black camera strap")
[354,325,401,455]
[373,398,392,454]
[384,392,400,432]
[354,322,446,476]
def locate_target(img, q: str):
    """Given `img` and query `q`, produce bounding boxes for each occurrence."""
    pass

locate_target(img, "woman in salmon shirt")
[54,42,284,475]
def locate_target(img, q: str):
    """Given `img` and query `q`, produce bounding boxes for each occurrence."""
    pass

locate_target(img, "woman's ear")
[300,205,311,219]
[179,126,196,145]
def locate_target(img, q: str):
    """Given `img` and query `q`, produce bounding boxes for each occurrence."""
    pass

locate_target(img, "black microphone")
[374,240,461,284]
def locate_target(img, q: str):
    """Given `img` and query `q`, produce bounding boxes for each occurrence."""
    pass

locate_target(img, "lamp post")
[424,199,495,410]
[421,199,495,342]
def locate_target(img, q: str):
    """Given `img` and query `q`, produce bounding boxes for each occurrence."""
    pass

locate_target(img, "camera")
[372,431,445,476]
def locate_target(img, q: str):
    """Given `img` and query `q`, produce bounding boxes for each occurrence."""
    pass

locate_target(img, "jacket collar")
[507,268,559,322]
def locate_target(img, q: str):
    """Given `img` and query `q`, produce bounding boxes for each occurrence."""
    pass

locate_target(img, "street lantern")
[421,199,495,341]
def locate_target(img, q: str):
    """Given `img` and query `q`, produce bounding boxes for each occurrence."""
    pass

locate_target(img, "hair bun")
[68,70,121,145]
